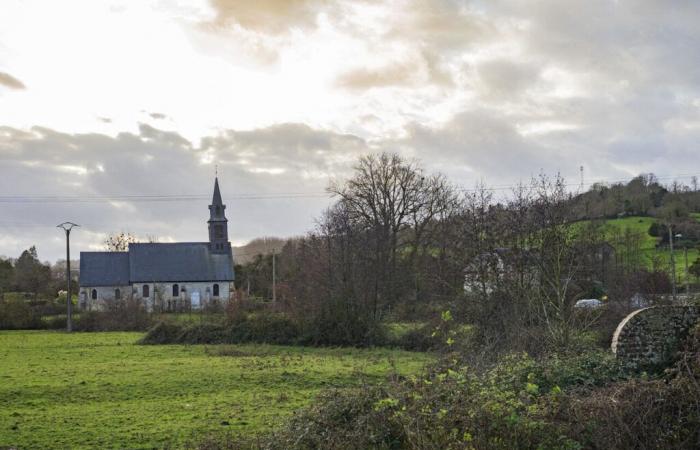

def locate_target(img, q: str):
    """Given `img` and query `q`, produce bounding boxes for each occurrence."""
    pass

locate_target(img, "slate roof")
[79,242,234,286]
[79,252,130,287]
[128,242,234,283]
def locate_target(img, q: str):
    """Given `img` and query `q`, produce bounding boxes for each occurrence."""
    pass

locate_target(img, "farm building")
[78,178,235,311]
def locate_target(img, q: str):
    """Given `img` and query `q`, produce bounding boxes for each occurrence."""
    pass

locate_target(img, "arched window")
[91,289,97,300]
[142,284,150,298]
[115,288,121,300]
[172,284,179,297]
[213,284,220,297]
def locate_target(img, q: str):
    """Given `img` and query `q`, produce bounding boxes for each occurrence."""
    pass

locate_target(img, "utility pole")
[57,222,79,332]
[669,226,678,302]
[272,249,276,304]
[684,245,690,297]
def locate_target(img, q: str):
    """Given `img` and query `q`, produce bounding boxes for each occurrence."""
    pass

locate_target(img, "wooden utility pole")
[57,222,79,332]
[669,226,677,302]
[272,249,276,304]
[685,246,690,296]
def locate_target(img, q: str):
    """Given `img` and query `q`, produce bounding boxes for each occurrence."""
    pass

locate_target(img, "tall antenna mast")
[579,165,584,192]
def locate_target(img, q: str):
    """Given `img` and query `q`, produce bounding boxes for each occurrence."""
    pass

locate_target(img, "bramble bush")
[192,325,700,450]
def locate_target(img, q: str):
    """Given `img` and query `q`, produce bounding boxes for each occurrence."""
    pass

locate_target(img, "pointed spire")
[212,177,222,205]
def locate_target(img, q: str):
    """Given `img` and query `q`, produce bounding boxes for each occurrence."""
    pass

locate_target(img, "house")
[78,178,235,311]
[463,242,615,295]
[463,247,539,295]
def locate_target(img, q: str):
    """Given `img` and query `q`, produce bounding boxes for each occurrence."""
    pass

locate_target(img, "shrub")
[141,311,387,348]
[141,313,301,346]
[226,313,301,345]
[140,320,184,345]
[0,298,44,329]
[75,299,153,331]
[299,311,387,347]
[554,324,700,449]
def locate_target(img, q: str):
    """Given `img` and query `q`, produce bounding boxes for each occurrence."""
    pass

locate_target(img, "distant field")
[601,215,699,282]
[0,331,431,449]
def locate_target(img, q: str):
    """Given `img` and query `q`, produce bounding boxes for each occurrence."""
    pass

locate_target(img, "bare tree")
[103,232,159,251]
[104,232,139,251]
[328,153,458,318]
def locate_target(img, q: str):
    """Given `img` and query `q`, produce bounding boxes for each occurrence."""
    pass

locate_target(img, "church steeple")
[208,177,230,253]
[212,177,223,205]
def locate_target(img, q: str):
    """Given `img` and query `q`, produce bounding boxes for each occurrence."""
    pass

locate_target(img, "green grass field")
[0,331,431,449]
[601,216,699,283]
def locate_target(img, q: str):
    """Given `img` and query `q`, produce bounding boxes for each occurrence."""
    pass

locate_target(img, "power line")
[0,172,698,203]
[0,192,331,203]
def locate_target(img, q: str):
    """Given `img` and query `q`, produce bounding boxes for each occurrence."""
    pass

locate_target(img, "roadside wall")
[611,306,699,368]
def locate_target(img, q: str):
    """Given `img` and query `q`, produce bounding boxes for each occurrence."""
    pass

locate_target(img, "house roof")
[128,242,234,283]
[79,252,130,287]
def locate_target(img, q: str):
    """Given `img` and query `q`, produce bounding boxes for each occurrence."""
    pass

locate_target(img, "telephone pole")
[57,222,79,332]
[685,245,690,296]
[272,249,276,304]
[669,226,677,302]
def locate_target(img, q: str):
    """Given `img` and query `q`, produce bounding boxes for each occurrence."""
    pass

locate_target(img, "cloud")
[201,122,369,178]
[0,122,370,261]
[0,72,26,90]
[335,61,420,90]
[475,59,541,99]
[205,0,330,34]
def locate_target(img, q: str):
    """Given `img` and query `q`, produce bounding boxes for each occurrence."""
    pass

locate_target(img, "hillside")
[598,215,699,282]
[233,237,288,265]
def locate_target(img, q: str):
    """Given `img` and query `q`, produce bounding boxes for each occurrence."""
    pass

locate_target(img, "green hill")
[598,215,699,283]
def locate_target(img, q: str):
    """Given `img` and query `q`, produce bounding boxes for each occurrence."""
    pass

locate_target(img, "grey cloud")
[475,59,541,99]
[0,71,25,90]
[0,123,368,262]
[334,1,490,90]
[393,111,569,183]
[201,123,368,175]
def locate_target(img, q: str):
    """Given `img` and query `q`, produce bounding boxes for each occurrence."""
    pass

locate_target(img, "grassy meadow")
[601,216,699,282]
[0,331,431,449]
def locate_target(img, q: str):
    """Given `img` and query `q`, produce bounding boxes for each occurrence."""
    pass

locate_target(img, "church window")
[215,225,224,239]
[213,284,220,297]
[143,284,150,298]
[91,289,97,300]
[216,206,221,215]
[115,288,121,300]
[172,284,179,297]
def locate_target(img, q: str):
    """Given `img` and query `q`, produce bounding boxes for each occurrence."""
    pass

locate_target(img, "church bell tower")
[208,177,231,253]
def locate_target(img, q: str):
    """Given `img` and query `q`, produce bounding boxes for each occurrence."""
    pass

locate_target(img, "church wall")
[133,281,232,312]
[78,285,132,311]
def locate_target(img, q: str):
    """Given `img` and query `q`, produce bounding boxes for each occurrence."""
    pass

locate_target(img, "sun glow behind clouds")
[0,0,479,142]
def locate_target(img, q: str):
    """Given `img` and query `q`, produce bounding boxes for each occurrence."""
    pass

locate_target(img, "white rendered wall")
[80,282,232,312]
[78,285,131,311]
[132,281,232,312]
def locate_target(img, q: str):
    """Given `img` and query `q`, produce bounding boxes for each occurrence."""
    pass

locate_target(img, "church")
[78,178,235,311]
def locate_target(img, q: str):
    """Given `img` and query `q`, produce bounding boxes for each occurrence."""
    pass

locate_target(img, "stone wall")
[611,306,699,368]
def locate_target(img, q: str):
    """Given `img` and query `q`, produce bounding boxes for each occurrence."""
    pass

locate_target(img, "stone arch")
[611,306,699,368]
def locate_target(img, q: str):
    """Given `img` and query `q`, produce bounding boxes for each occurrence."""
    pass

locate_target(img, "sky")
[1,0,699,262]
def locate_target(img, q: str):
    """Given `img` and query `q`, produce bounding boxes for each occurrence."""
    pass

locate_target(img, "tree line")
[235,153,700,348]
